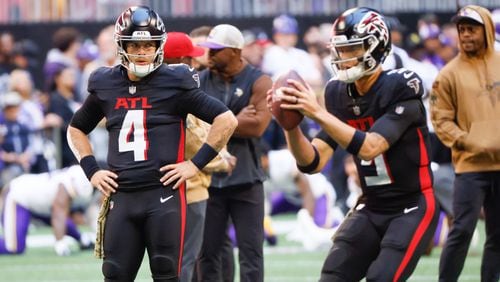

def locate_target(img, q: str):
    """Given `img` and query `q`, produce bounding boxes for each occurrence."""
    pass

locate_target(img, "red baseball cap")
[163,32,205,59]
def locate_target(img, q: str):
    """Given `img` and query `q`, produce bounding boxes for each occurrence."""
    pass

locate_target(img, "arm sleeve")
[69,94,105,135]
[370,99,425,145]
[178,89,229,124]
[315,130,339,151]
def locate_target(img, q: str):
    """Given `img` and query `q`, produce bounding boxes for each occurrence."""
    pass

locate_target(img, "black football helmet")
[114,6,166,77]
[330,7,391,82]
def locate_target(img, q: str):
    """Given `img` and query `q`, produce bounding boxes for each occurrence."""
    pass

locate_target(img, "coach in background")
[430,5,500,282]
[197,24,272,282]
[162,31,237,282]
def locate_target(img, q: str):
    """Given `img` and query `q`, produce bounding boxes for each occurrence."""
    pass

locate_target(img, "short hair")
[52,27,81,52]
[189,26,213,38]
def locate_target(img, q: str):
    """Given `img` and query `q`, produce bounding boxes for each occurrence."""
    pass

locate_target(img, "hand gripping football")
[271,70,305,130]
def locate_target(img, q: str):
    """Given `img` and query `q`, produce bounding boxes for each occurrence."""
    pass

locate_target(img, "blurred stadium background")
[1,0,499,90]
[0,0,497,281]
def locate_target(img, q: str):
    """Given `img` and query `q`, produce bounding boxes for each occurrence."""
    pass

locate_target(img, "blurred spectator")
[303,24,332,84]
[0,91,32,187]
[384,16,410,69]
[437,32,458,64]
[190,25,212,71]
[81,25,118,100]
[385,16,407,47]
[8,69,59,173]
[242,27,270,69]
[76,40,99,64]
[406,32,427,61]
[419,21,447,69]
[11,39,40,77]
[47,65,79,168]
[94,25,118,67]
[75,40,99,101]
[492,8,500,50]
[262,14,322,89]
[79,25,116,169]
[43,27,81,93]
[441,23,459,48]
[0,33,15,93]
[0,32,15,72]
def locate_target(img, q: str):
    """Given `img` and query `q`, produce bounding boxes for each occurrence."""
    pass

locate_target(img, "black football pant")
[102,186,185,282]
[439,171,500,282]
[198,183,264,282]
[320,190,439,281]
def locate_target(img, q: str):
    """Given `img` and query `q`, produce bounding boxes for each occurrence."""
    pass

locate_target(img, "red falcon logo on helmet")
[357,12,389,47]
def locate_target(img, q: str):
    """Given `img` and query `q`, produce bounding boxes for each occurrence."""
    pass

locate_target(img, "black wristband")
[345,130,366,156]
[80,155,101,180]
[297,145,320,173]
[191,143,219,170]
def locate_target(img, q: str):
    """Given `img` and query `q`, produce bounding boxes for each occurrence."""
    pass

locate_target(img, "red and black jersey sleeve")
[70,94,105,135]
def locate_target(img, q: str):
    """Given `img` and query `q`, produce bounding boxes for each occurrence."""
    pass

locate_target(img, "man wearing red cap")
[163,32,205,65]
[163,31,237,282]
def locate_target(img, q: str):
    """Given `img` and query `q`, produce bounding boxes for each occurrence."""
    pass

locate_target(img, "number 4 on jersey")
[118,110,148,161]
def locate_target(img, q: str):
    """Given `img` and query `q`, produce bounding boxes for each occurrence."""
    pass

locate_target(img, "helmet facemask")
[330,34,380,83]
[115,32,166,77]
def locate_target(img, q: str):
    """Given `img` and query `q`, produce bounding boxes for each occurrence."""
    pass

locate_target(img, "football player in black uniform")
[268,7,439,281]
[66,6,237,282]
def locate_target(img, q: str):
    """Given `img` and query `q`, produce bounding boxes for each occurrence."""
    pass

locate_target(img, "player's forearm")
[233,115,270,138]
[202,149,232,173]
[315,110,356,149]
[51,212,67,241]
[205,110,238,151]
[67,125,94,161]
[315,111,386,160]
[284,127,316,166]
[296,174,315,216]
[52,185,71,240]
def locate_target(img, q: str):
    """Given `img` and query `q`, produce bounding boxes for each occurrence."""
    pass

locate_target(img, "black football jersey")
[318,69,433,211]
[72,64,228,190]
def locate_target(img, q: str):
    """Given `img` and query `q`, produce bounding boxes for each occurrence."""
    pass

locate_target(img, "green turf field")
[0,216,483,282]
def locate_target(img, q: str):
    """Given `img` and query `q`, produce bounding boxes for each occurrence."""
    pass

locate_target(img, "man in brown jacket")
[430,5,500,281]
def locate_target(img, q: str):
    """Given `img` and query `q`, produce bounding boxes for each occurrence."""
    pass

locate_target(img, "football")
[271,70,305,130]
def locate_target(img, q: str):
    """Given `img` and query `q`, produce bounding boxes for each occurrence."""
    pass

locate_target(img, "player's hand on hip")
[159,161,199,189]
[90,170,118,197]
[279,80,324,120]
